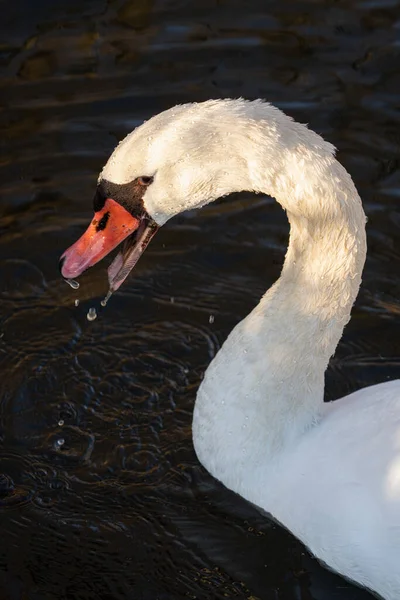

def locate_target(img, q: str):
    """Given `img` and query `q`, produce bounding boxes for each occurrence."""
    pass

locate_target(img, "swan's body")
[61,99,400,598]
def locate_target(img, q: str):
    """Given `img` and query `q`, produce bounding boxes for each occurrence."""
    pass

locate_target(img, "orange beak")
[59,198,158,292]
[59,199,139,280]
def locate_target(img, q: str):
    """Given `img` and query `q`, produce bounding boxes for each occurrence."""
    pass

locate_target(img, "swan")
[59,99,400,599]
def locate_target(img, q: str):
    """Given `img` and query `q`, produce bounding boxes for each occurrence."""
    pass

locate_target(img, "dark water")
[1,0,400,598]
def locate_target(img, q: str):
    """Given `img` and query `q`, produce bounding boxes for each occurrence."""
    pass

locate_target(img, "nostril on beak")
[59,255,66,275]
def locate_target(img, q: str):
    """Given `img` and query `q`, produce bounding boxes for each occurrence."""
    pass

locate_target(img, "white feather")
[101,99,400,599]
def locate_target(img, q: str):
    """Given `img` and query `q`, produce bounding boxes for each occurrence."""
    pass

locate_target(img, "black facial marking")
[95,211,110,232]
[94,177,152,218]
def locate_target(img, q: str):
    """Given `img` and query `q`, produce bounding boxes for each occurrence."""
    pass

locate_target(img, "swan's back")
[261,380,400,598]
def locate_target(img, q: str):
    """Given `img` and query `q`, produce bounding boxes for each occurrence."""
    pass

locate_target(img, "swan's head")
[59,99,279,291]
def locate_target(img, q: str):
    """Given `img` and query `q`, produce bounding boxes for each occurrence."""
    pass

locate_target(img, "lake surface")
[1,0,400,598]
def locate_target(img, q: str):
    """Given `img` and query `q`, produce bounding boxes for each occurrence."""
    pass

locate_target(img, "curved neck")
[271,164,366,362]
[254,159,365,429]
[194,126,366,484]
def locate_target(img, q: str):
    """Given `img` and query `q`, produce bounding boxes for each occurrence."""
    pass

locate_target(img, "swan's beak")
[59,198,159,292]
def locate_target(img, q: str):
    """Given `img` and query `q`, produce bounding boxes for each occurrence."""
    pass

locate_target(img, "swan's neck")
[193,133,366,487]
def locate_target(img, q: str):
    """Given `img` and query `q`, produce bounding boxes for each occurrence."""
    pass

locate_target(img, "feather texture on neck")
[179,101,368,490]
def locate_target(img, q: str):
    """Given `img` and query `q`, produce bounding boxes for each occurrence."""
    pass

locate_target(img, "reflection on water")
[0,0,399,598]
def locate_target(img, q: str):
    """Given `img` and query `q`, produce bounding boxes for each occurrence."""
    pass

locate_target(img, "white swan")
[60,99,400,599]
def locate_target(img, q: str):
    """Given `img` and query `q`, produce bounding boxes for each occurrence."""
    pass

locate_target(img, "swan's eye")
[137,176,153,186]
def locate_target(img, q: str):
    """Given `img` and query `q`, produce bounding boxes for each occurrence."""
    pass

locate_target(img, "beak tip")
[59,255,66,277]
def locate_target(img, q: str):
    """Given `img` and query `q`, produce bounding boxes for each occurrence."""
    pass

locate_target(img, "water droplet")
[65,279,79,290]
[245,416,249,421]
[74,299,79,307]
[242,424,247,429]
[244,349,248,354]
[87,307,97,321]
[56,438,65,447]
[58,419,64,427]
[221,400,225,405]
[209,315,214,324]
[228,430,232,435]
[101,289,113,307]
